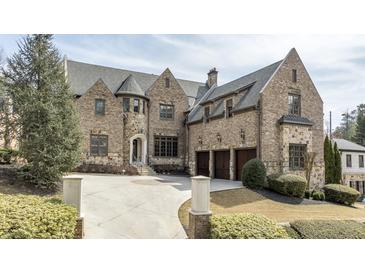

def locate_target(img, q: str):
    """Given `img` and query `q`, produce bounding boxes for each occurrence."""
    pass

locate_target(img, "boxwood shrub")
[323,184,360,205]
[268,173,307,198]
[210,213,289,239]
[241,158,266,189]
[312,191,325,201]
[0,193,77,239]
[290,220,365,239]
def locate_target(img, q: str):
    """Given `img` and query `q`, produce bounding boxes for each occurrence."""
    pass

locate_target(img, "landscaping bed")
[178,187,365,230]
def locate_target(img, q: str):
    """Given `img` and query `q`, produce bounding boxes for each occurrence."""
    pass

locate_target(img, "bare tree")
[304,152,317,190]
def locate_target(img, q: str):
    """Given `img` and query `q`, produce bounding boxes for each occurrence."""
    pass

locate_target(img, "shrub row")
[312,191,325,201]
[290,220,365,239]
[209,213,289,239]
[0,194,77,239]
[267,173,307,198]
[323,184,360,205]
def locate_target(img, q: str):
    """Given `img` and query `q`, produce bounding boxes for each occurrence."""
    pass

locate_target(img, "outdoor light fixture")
[240,129,245,143]
[216,133,222,143]
[198,136,202,145]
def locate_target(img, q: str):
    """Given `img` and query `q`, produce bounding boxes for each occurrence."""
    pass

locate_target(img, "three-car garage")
[196,148,257,180]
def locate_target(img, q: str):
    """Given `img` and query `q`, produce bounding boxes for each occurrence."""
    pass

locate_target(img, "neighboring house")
[62,48,324,185]
[333,138,365,194]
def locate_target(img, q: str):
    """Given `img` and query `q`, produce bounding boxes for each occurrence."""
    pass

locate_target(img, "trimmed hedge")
[210,213,289,239]
[241,158,266,189]
[290,220,365,239]
[0,194,77,239]
[268,173,307,198]
[323,184,360,205]
[312,191,325,201]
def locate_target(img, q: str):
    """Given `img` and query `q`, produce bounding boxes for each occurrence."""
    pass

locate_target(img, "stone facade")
[147,69,189,171]
[260,49,324,187]
[188,109,258,179]
[75,79,124,168]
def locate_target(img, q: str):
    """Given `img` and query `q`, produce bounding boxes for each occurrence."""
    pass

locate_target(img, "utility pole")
[329,111,332,139]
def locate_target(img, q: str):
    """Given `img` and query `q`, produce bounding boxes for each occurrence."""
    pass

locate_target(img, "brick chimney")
[207,67,218,88]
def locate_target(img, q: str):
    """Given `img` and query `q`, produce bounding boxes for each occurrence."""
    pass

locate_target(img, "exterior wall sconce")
[198,136,202,145]
[240,129,245,143]
[216,133,222,143]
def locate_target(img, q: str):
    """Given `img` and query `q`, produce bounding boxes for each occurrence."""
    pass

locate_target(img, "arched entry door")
[129,134,147,164]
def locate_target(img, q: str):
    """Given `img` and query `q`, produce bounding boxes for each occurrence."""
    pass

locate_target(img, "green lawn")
[178,187,365,229]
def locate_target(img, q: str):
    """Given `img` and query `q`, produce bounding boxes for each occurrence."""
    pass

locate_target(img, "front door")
[214,150,230,180]
[236,148,257,180]
[196,151,210,177]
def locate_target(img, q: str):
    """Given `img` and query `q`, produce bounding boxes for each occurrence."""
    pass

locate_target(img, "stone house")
[65,48,324,185]
[333,138,365,194]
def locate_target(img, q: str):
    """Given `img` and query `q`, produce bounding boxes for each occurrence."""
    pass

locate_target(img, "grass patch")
[290,220,365,239]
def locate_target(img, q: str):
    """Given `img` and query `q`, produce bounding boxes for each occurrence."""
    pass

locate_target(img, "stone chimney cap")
[208,67,218,75]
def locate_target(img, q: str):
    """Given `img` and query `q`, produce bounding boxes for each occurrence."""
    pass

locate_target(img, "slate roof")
[66,60,208,106]
[278,114,314,126]
[116,74,144,96]
[187,60,283,123]
[333,138,365,152]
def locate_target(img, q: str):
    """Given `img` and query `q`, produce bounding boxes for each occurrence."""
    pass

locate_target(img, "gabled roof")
[187,60,282,123]
[66,60,208,106]
[116,74,144,96]
[333,138,365,152]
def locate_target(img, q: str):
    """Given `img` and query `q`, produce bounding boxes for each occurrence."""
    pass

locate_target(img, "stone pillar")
[63,175,84,239]
[229,147,235,180]
[188,176,212,239]
[209,150,214,178]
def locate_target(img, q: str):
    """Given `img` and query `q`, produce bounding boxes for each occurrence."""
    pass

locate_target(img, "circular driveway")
[78,174,241,239]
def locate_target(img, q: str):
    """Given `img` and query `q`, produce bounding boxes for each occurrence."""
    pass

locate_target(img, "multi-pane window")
[160,104,174,120]
[165,78,170,88]
[123,98,130,112]
[289,144,306,170]
[95,99,105,115]
[154,136,178,157]
[226,99,233,118]
[346,154,352,167]
[288,94,301,116]
[292,69,297,83]
[90,135,108,156]
[359,155,364,168]
[134,98,140,113]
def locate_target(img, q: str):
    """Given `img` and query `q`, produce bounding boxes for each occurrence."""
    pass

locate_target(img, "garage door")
[214,150,230,180]
[196,151,210,177]
[236,148,257,180]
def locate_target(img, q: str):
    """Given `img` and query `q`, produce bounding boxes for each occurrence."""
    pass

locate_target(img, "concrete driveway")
[78,174,241,239]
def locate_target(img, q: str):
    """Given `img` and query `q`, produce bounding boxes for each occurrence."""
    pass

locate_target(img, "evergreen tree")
[324,135,335,184]
[354,104,365,146]
[332,109,357,140]
[2,35,82,188]
[333,142,342,184]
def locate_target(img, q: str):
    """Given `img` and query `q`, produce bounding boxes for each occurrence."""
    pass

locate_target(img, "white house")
[333,138,365,194]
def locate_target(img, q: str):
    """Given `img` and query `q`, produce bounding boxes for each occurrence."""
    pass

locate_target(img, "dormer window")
[225,99,233,118]
[292,69,297,83]
[165,78,170,88]
[288,94,300,116]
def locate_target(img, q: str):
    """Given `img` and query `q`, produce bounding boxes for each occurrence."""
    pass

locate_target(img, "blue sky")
[1,34,365,129]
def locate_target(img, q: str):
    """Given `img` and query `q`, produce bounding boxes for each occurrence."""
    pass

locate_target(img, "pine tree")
[324,135,335,184]
[2,35,82,188]
[333,142,342,184]
[354,104,365,146]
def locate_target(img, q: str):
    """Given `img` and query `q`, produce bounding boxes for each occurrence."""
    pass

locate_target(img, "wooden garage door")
[196,151,210,177]
[215,150,230,180]
[236,148,257,180]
